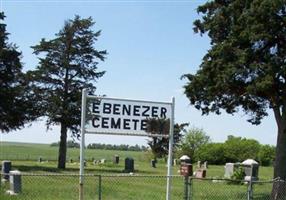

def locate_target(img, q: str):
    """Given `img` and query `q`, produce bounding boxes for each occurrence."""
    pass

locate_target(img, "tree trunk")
[57,123,67,169]
[271,112,286,200]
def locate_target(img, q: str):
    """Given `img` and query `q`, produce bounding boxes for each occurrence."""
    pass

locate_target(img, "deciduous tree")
[179,127,210,161]
[223,135,260,162]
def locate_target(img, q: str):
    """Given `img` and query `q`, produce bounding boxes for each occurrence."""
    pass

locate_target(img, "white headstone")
[203,161,208,169]
[224,163,238,178]
[197,161,201,168]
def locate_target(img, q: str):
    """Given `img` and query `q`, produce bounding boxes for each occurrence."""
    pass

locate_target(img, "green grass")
[0,141,144,162]
[0,141,275,200]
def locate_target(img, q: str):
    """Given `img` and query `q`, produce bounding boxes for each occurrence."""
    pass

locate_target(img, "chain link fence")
[1,173,286,200]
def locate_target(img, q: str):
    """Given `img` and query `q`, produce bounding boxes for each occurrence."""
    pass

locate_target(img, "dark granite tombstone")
[2,160,12,181]
[10,170,21,194]
[151,159,156,168]
[124,157,134,173]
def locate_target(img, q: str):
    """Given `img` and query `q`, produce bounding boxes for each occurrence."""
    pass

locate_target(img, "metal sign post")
[79,89,175,200]
[166,97,175,200]
[79,89,87,200]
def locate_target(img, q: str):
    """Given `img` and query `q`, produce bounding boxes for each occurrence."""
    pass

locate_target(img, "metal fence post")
[98,175,102,200]
[247,179,253,200]
[188,177,192,200]
[183,176,189,200]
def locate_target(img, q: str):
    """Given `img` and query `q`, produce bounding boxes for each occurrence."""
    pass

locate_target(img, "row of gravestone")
[224,159,259,181]
[37,155,134,173]
[3,157,259,181]
[179,156,208,178]
[37,155,121,164]
[37,155,191,169]
[82,157,135,173]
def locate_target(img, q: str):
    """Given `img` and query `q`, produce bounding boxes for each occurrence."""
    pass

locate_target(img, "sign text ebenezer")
[85,97,172,136]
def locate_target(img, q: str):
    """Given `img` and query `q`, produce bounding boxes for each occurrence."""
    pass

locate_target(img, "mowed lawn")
[0,141,145,162]
[0,142,275,200]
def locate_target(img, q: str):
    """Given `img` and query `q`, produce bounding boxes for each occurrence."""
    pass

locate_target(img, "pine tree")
[0,12,38,132]
[183,1,286,198]
[29,15,107,169]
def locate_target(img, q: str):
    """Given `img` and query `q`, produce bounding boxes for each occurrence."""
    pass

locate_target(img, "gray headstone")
[244,165,252,176]
[124,157,134,173]
[113,155,119,164]
[38,157,43,163]
[100,159,106,164]
[151,159,156,168]
[10,170,21,194]
[2,160,12,181]
[242,159,259,181]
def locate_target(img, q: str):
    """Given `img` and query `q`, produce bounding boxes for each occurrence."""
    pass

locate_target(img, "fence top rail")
[0,172,96,177]
[98,175,183,178]
[1,172,285,183]
[0,172,181,178]
[190,177,286,184]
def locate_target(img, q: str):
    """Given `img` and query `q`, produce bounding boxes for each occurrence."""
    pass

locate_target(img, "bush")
[50,142,59,147]
[231,166,246,181]
[259,145,275,166]
[224,135,260,162]
[50,140,80,148]
[195,143,226,164]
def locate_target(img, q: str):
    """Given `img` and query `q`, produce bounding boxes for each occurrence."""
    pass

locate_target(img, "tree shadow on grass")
[11,163,166,175]
[13,164,131,174]
[12,165,79,173]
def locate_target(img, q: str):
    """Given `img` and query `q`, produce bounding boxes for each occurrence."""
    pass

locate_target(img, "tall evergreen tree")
[182,1,286,198]
[0,12,38,132]
[29,15,107,169]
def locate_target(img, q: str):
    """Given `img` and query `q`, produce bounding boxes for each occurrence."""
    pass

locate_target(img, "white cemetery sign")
[79,89,175,200]
[85,96,172,136]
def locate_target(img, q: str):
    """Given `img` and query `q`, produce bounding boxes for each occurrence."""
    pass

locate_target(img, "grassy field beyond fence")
[0,141,145,162]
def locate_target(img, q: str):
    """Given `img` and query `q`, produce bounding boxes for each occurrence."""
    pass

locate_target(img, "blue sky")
[0,0,277,146]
